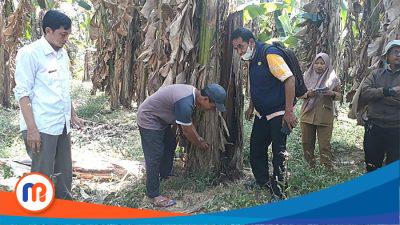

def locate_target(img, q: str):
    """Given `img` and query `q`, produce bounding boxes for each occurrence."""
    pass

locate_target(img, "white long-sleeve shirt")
[13,37,72,135]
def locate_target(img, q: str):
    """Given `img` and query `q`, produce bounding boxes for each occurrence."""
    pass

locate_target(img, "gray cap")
[204,84,227,112]
[382,40,400,56]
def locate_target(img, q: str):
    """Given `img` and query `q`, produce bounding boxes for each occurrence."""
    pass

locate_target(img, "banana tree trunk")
[120,10,141,108]
[353,0,381,82]
[186,0,223,174]
[326,0,340,70]
[219,11,244,179]
[186,0,243,178]
[0,2,4,108]
[0,0,14,108]
[89,0,142,109]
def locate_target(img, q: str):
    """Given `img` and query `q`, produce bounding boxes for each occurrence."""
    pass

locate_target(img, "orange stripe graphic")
[0,191,187,218]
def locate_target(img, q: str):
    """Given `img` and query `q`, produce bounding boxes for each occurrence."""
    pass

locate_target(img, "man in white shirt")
[13,10,83,199]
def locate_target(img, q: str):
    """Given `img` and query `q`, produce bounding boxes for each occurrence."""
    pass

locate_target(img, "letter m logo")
[23,183,47,202]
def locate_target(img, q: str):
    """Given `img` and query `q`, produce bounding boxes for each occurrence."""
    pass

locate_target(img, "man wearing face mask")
[232,28,297,198]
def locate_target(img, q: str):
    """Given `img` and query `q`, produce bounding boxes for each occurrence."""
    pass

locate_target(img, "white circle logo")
[15,173,55,213]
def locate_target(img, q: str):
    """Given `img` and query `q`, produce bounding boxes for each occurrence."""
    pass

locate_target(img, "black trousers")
[250,115,287,186]
[139,126,177,198]
[363,121,400,172]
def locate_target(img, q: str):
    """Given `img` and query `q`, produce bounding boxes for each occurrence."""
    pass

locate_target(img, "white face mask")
[241,44,254,61]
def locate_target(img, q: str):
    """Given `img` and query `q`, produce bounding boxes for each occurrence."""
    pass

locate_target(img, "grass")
[0,164,14,179]
[69,80,143,160]
[0,82,366,213]
[279,104,364,198]
[71,81,109,122]
[191,100,364,212]
[203,185,274,211]
[0,107,22,158]
[76,94,108,120]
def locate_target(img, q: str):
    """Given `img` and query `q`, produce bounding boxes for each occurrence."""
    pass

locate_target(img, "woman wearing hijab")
[300,53,341,169]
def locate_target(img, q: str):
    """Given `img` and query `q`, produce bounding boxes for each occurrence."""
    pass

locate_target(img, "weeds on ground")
[1,83,366,213]
[0,164,14,179]
[240,99,364,202]
[76,96,365,213]
[0,108,20,158]
[71,81,109,122]
[70,81,142,160]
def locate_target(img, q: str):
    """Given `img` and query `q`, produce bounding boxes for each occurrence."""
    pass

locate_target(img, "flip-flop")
[153,196,176,207]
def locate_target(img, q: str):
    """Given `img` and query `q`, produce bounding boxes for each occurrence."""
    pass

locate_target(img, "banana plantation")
[0,0,399,212]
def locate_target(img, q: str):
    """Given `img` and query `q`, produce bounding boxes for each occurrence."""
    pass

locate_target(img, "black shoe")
[270,180,286,199]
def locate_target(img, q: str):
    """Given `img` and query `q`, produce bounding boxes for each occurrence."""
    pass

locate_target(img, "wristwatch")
[383,87,396,97]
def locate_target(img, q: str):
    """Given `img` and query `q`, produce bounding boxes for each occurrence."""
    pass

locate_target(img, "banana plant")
[242,0,302,48]
[66,0,91,10]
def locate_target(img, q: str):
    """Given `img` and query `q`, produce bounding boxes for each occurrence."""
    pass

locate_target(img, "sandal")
[152,196,176,207]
